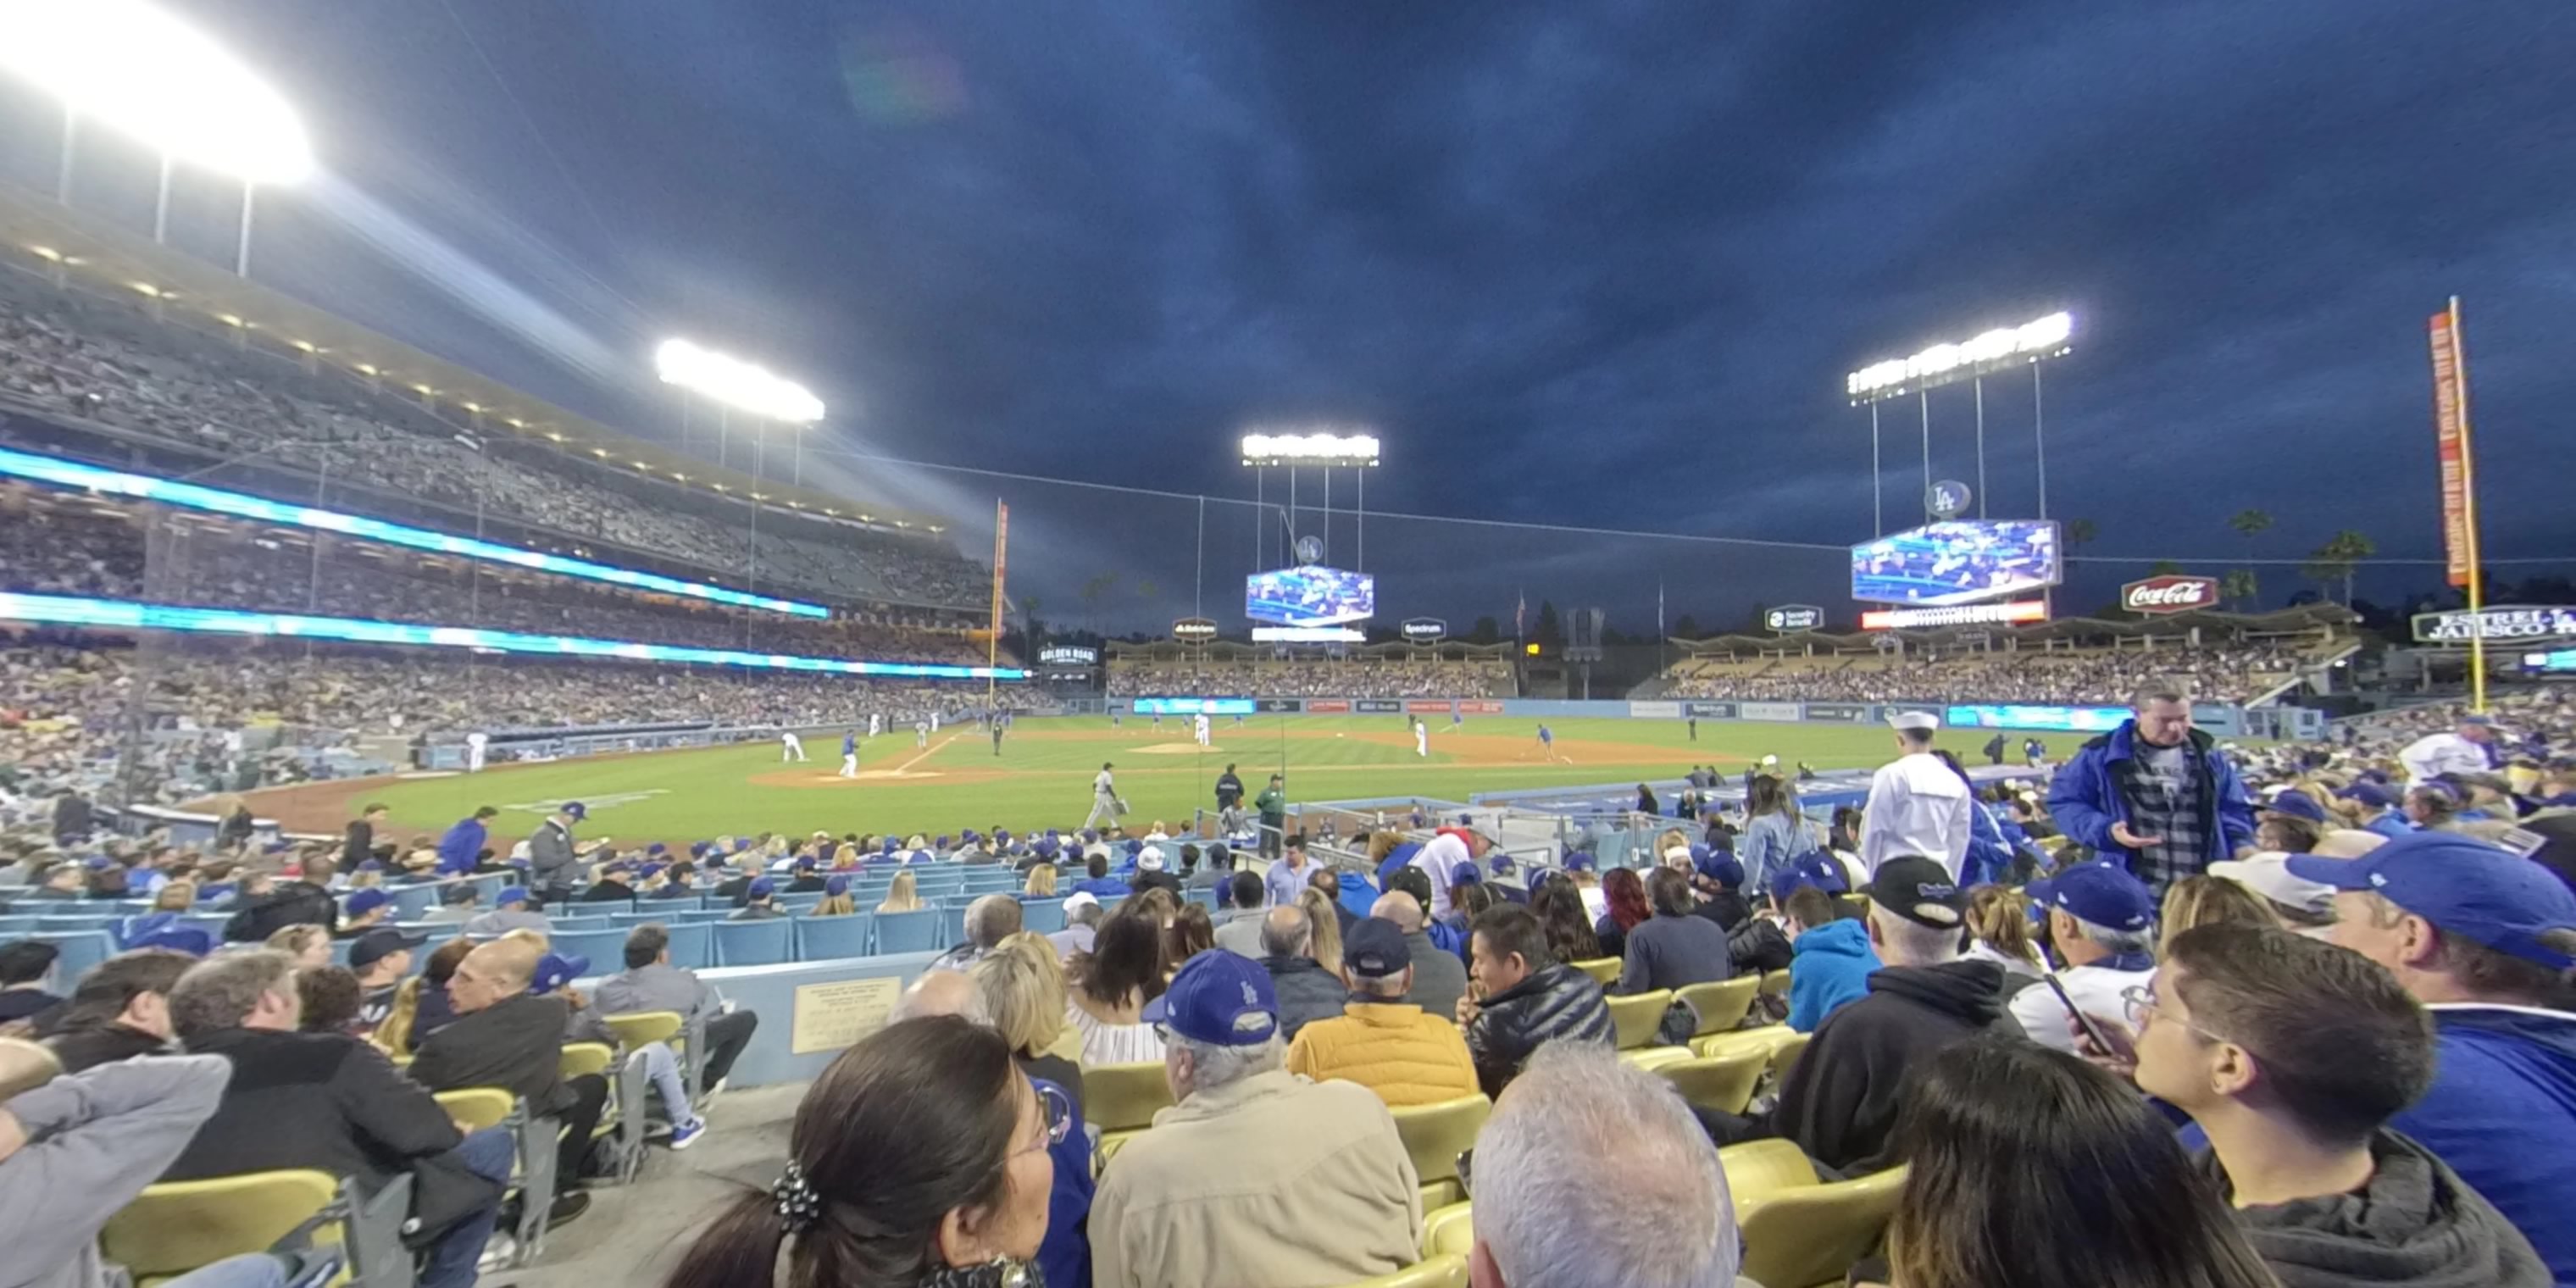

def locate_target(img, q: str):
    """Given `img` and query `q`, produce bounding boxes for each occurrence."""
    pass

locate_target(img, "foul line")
[887,732,963,775]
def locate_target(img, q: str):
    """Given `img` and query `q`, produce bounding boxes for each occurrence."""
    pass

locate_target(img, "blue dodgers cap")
[2027,861,2156,933]
[1699,851,1746,890]
[1124,838,1144,858]
[2337,781,2401,810]
[345,889,391,918]
[795,856,817,871]
[530,952,591,995]
[647,842,669,856]
[2265,790,2329,823]
[824,874,850,898]
[130,925,215,957]
[639,863,667,883]
[2290,831,2576,969]
[560,802,586,820]
[496,885,531,907]
[1769,852,1849,902]
[1143,950,1279,1046]
[1562,850,1596,872]
[747,877,776,900]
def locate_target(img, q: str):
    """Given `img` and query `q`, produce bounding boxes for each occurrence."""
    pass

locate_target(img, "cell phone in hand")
[2041,971,2115,1055]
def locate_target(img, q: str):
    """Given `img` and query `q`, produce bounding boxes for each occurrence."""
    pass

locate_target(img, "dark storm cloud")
[167,1,2576,628]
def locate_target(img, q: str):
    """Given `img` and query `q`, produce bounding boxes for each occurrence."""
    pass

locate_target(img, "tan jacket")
[1285,1002,1480,1107]
[1091,1069,1423,1288]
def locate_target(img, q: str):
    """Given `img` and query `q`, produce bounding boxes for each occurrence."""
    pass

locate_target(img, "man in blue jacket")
[2046,680,2254,896]
[2289,831,2576,1282]
[433,806,499,876]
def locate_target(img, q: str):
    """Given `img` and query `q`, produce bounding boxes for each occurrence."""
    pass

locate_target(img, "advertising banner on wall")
[1171,617,1219,641]
[1354,699,1405,713]
[1400,618,1448,642]
[2119,575,2221,615]
[1459,701,1505,715]
[2429,308,2475,588]
[1945,703,2131,732]
[2410,606,2576,645]
[1628,700,1682,719]
[1404,701,1452,714]
[1802,702,1871,722]
[1764,605,1825,633]
[1256,698,1303,713]
[1685,702,1737,719]
[1740,701,1803,722]
[1307,700,1350,713]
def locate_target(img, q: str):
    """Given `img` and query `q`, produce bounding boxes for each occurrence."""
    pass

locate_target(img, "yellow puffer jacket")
[1285,1002,1480,1107]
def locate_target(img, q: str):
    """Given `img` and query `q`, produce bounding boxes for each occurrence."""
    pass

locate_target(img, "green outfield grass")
[340,714,2034,848]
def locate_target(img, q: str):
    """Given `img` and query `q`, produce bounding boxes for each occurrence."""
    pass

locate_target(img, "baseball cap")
[1862,856,1967,929]
[2336,781,2401,810]
[2290,831,2576,969]
[1344,918,1413,979]
[647,842,668,856]
[1761,754,1779,767]
[1143,950,1280,1046]
[559,802,586,820]
[2026,861,2156,933]
[1890,711,1940,732]
[441,885,480,905]
[1139,847,1165,872]
[2207,852,2337,917]
[345,889,391,918]
[496,885,530,907]
[2462,713,2496,726]
[747,877,776,900]
[530,952,591,995]
[128,925,214,957]
[824,874,850,897]
[795,856,817,872]
[1451,862,1482,886]
[349,926,430,969]
[2263,790,2329,823]
[1063,891,1101,915]
[1769,851,1850,903]
[1561,850,1596,873]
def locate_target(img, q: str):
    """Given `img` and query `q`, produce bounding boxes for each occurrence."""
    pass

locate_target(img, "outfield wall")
[1122,695,2301,739]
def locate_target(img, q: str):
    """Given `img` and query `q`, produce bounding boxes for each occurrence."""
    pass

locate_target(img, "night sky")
[14,3,2576,635]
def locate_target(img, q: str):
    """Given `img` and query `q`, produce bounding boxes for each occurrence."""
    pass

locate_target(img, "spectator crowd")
[1668,641,2302,705]
[1109,658,1515,699]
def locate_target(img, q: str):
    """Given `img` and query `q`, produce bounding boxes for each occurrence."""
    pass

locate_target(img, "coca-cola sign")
[2121,575,2219,614]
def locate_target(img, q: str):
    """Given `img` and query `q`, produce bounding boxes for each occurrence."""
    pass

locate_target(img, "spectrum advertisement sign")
[1945,703,2131,733]
[1132,697,1254,715]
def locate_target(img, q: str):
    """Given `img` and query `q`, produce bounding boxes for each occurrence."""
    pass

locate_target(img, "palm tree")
[2301,530,2375,606]
[2228,509,2273,563]
[1080,575,1116,630]
[2222,569,2259,612]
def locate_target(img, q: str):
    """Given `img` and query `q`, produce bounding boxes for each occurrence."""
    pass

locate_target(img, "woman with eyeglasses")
[663,1015,1063,1288]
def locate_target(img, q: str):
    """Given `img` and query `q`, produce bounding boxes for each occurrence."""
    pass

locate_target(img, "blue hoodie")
[1786,919,1879,1033]
[435,816,487,876]
[2390,1005,2576,1283]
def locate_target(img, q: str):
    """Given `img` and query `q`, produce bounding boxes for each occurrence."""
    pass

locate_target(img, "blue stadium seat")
[874,909,939,955]
[935,903,969,947]
[180,913,232,939]
[1184,887,1219,912]
[796,913,874,961]
[37,914,118,931]
[35,930,114,982]
[388,885,441,921]
[661,921,713,971]
[548,928,631,972]
[1018,900,1066,935]
[674,908,731,922]
[609,912,669,928]
[547,917,611,934]
[776,893,825,912]
[713,919,793,967]
[329,938,355,967]
[469,874,506,904]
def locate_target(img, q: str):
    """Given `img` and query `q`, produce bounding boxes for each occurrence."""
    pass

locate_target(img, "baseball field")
[239,714,2022,850]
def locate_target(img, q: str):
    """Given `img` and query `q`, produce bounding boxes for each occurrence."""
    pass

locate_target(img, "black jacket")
[409,993,579,1118]
[1727,917,1795,974]
[341,819,375,869]
[1774,959,2004,1174]
[223,880,337,942]
[577,880,636,903]
[2210,1130,2551,1288]
[786,874,829,894]
[1691,890,1752,932]
[712,874,754,906]
[1129,871,1181,899]
[171,1027,495,1241]
[1464,963,1617,1098]
[1262,955,1348,1040]
[49,1021,170,1072]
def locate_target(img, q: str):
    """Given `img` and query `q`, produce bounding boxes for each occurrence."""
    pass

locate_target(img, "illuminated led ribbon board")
[0,446,832,619]
[0,592,1026,680]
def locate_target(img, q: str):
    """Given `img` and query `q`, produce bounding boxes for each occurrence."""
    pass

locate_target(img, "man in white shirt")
[464,730,487,772]
[1860,712,1974,877]
[1409,821,1492,919]
[2009,860,2159,1054]
[780,729,808,763]
[1194,713,1212,747]
[2399,714,2497,788]
[1085,761,1121,830]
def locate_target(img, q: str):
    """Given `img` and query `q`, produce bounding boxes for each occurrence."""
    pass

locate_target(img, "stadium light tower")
[654,339,827,482]
[1238,428,1380,574]
[0,0,316,276]
[1844,311,2074,531]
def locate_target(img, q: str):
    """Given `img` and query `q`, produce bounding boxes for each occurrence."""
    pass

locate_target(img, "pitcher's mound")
[1131,742,1220,755]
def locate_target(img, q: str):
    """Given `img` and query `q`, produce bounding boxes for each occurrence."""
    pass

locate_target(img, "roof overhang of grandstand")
[1671,602,2356,652]
[1108,638,1516,660]
[0,184,955,536]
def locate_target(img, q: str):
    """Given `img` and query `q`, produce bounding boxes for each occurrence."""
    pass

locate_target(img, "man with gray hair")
[1257,903,1346,1039]
[928,893,1024,972]
[1370,889,1468,1019]
[1092,951,1419,1288]
[2007,861,2159,1053]
[1472,1043,1754,1288]
[2047,675,2257,895]
[1769,857,2006,1173]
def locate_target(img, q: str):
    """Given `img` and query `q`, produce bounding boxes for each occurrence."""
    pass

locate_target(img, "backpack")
[223,883,336,943]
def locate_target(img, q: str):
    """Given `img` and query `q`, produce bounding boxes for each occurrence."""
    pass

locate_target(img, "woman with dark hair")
[1874,1036,2278,1288]
[1635,783,1660,817]
[1530,879,1602,965]
[1593,868,1650,960]
[663,1015,1058,1288]
[1616,869,1735,995]
[1931,747,2019,887]
[397,936,478,1052]
[295,965,365,1035]
[1163,902,1214,973]
[1065,909,1167,1065]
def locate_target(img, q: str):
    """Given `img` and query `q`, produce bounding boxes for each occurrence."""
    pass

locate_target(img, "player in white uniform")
[1085,762,1121,830]
[1194,713,1212,747]
[930,711,941,733]
[869,713,882,737]
[464,730,487,773]
[1414,718,1430,758]
[915,719,930,748]
[780,730,808,763]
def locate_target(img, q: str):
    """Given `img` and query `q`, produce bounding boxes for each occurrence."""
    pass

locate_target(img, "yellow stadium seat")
[1735,1165,1907,1288]
[1084,1061,1175,1132]
[1617,1045,1692,1071]
[1605,989,1671,1050]
[103,1169,340,1287]
[1692,1027,1793,1062]
[602,1009,683,1048]
[559,1041,614,1080]
[1391,1093,1489,1209]
[1767,1031,1813,1082]
[1716,1137,1819,1206]
[1421,1202,1474,1260]
[1331,1253,1469,1288]
[433,1087,516,1132]
[1758,969,1792,999]
[1569,957,1621,986]
[1654,1048,1769,1117]
[1674,976,1759,1035]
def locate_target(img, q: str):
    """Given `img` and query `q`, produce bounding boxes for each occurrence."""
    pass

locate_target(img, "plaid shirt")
[2116,742,2209,895]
